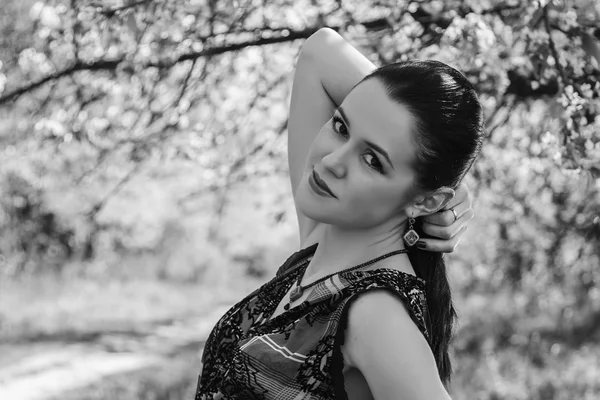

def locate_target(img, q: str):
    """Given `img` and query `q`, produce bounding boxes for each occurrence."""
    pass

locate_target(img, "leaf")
[0,73,6,95]
[529,6,545,28]
[575,0,600,23]
[101,26,112,51]
[581,31,600,66]
[548,0,567,11]
[126,13,139,38]
[586,164,600,191]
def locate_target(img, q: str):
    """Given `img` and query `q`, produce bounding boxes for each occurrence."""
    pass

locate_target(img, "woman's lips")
[310,170,337,198]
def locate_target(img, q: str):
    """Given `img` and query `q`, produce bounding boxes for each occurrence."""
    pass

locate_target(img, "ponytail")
[407,219,457,387]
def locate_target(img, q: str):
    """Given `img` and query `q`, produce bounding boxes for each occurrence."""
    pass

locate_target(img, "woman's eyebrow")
[364,139,395,170]
[337,106,395,170]
[337,106,352,128]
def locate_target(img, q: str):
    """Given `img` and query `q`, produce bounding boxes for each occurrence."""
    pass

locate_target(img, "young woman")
[195,28,482,400]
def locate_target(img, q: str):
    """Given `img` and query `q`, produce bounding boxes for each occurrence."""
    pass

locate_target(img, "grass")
[452,344,600,400]
[0,276,234,344]
[51,352,199,400]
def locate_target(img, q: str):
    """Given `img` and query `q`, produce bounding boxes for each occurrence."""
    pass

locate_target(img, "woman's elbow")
[301,27,341,59]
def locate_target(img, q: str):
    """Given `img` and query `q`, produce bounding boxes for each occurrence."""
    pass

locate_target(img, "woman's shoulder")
[339,288,433,373]
[340,288,448,399]
[337,273,431,365]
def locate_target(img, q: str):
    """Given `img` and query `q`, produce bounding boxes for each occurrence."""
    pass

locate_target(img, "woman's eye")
[363,152,383,173]
[330,116,383,173]
[332,116,348,137]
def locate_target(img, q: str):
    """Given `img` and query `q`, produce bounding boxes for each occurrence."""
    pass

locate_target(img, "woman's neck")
[303,219,413,282]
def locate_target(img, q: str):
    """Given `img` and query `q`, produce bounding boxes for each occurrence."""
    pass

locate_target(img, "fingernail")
[416,241,427,249]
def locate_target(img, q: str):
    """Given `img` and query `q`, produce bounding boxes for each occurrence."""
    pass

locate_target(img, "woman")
[195,28,482,400]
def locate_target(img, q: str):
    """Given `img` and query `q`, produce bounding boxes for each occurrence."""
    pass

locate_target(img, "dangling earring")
[403,213,420,247]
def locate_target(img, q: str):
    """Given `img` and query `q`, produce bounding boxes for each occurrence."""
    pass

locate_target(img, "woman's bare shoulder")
[340,290,450,399]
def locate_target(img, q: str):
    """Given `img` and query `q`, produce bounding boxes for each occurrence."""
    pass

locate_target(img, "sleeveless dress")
[195,243,432,400]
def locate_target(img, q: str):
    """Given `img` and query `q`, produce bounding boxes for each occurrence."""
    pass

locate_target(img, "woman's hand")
[417,182,474,253]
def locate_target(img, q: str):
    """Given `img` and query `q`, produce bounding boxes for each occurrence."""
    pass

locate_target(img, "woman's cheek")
[307,134,327,165]
[311,129,337,160]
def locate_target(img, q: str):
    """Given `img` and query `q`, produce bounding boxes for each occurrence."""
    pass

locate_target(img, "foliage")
[1,0,599,398]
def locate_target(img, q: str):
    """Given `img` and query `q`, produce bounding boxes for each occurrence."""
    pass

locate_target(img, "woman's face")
[295,79,419,230]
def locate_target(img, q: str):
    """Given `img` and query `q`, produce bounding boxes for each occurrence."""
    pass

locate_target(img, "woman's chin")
[295,185,334,222]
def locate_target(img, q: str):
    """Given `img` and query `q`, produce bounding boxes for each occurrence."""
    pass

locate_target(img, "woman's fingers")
[422,182,472,227]
[421,207,473,239]
[423,201,472,227]
[417,225,468,253]
[447,181,470,210]
[414,181,474,253]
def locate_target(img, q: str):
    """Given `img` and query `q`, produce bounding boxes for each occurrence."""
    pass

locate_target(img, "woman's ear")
[412,187,455,216]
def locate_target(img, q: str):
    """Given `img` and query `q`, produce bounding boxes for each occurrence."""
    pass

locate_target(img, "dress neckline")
[288,242,424,284]
[257,245,425,330]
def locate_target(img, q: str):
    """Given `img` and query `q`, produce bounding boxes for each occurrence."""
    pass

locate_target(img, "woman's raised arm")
[288,28,376,245]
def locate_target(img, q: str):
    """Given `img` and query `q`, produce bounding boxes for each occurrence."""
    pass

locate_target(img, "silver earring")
[403,215,420,247]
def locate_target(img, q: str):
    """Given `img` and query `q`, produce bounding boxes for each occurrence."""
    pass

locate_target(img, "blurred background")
[0,0,599,399]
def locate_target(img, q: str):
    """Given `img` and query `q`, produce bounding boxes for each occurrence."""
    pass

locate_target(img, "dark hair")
[361,60,484,385]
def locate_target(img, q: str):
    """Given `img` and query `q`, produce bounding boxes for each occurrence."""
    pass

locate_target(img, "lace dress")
[195,243,431,400]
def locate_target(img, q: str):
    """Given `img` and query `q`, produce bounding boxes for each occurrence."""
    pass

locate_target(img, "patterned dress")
[195,243,431,400]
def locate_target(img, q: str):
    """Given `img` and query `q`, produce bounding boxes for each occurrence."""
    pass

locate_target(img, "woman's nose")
[321,148,347,178]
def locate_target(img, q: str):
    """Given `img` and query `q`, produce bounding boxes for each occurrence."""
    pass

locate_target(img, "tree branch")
[93,0,154,18]
[486,95,518,141]
[0,2,565,107]
[0,59,121,104]
[543,6,568,87]
[87,163,142,218]
[0,27,323,106]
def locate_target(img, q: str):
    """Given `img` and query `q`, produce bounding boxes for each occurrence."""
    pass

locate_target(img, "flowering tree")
[1,0,599,397]
[1,0,598,270]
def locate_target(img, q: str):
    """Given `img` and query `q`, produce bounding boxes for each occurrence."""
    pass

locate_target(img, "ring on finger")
[450,207,458,222]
